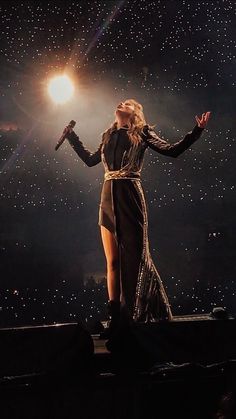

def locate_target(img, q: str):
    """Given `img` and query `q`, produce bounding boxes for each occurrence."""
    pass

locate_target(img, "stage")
[0,313,235,418]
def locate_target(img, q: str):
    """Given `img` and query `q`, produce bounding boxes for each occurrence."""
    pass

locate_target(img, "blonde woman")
[63,100,211,338]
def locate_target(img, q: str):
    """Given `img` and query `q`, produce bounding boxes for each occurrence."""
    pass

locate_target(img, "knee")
[107,257,119,272]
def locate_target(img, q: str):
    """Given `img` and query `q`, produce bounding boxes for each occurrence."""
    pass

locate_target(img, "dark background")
[0,0,235,327]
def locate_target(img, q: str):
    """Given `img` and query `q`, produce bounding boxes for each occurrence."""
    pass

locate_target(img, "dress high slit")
[66,122,205,323]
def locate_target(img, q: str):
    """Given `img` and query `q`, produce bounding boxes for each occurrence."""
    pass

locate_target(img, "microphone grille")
[69,120,76,128]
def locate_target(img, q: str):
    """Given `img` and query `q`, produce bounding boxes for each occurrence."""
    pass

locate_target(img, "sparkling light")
[0,0,235,325]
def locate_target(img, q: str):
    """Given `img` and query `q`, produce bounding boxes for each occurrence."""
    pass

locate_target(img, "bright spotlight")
[48,74,74,104]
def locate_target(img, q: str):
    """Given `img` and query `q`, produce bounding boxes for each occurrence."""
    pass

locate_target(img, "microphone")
[55,120,76,151]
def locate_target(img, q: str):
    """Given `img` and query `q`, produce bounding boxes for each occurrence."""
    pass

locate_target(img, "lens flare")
[48,74,74,104]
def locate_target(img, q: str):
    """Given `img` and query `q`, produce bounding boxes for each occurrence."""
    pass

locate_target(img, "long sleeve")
[66,131,102,167]
[142,124,204,158]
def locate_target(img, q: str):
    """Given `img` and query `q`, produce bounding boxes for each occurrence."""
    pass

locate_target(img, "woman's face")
[116,100,135,116]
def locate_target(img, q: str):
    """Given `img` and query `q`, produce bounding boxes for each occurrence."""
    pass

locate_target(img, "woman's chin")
[116,109,129,116]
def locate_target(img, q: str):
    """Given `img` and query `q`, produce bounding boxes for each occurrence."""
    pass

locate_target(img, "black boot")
[99,300,120,340]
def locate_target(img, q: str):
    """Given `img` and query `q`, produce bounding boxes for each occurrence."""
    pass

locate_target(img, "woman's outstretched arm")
[66,130,103,167]
[142,111,211,158]
[142,124,204,158]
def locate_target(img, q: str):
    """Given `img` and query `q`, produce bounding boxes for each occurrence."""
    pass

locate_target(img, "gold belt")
[104,170,141,181]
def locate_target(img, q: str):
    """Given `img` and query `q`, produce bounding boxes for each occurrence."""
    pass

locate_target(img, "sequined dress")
[66,123,204,323]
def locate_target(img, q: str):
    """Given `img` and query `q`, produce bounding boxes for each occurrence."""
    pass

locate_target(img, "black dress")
[66,123,204,323]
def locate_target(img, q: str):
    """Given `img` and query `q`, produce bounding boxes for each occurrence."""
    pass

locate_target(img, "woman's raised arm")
[142,124,204,158]
[142,111,211,158]
[66,130,103,167]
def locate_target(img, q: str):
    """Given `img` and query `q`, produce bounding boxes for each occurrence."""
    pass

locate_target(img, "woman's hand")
[195,111,211,128]
[63,125,73,136]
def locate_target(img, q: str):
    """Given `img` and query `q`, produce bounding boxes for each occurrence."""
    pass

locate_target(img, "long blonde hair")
[102,98,152,146]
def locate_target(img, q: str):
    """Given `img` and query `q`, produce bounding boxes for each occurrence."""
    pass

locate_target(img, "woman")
[64,99,211,337]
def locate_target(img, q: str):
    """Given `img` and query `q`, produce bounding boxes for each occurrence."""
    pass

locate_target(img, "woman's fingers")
[203,111,210,124]
[205,111,211,121]
[195,111,211,127]
[63,125,73,135]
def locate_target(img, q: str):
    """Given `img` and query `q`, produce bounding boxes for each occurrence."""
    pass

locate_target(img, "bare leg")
[100,225,120,301]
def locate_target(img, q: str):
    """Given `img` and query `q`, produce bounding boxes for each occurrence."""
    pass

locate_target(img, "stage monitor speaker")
[0,322,94,378]
[107,313,236,365]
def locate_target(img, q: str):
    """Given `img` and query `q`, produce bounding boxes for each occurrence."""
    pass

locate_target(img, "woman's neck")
[116,117,130,130]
